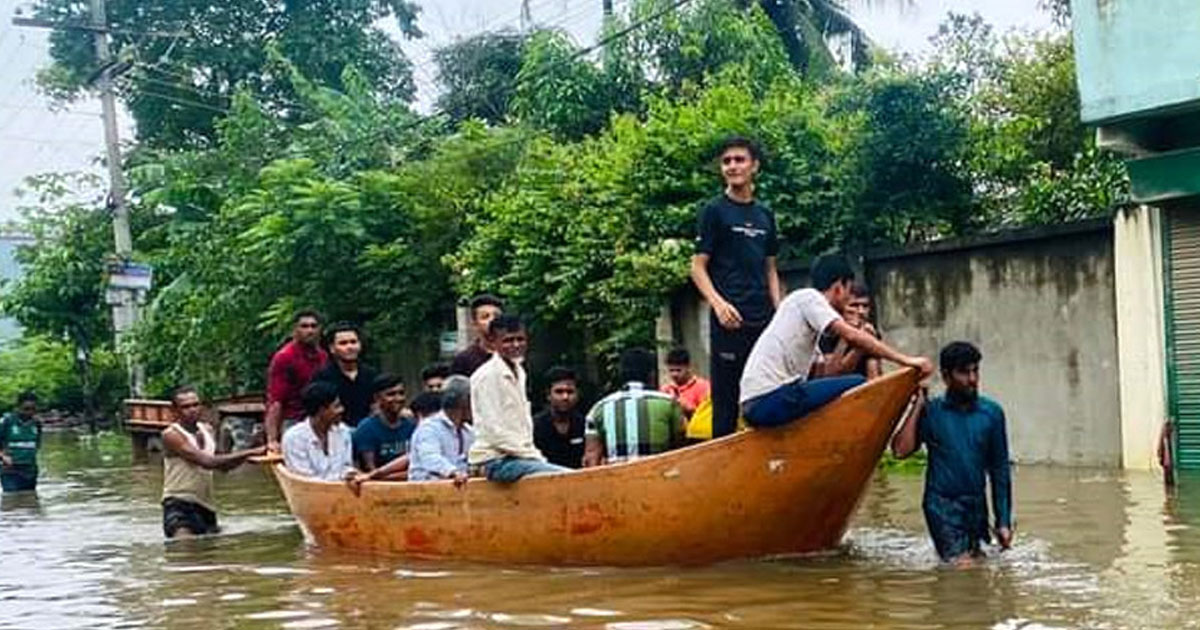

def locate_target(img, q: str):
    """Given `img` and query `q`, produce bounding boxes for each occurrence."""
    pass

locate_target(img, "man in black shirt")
[451,294,504,376]
[312,322,378,427]
[690,136,782,438]
[532,366,586,468]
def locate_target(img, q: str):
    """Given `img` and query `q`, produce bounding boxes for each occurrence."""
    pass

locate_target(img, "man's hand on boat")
[906,356,935,379]
[451,470,469,488]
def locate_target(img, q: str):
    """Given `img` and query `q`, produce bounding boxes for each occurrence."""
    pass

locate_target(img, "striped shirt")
[585,382,684,463]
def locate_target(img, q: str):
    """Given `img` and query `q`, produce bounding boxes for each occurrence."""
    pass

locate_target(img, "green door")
[1166,207,1200,469]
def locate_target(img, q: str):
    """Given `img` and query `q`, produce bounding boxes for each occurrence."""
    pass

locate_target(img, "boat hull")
[269,369,918,566]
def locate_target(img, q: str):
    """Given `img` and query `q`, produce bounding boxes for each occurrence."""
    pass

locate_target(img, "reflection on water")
[2,432,1199,629]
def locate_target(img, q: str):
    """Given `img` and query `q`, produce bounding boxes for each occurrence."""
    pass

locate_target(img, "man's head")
[939,341,982,404]
[325,322,362,364]
[487,314,527,363]
[845,282,872,328]
[715,135,762,190]
[370,373,406,419]
[421,363,451,392]
[665,347,694,386]
[301,380,343,426]
[440,375,473,424]
[409,391,442,420]
[811,254,856,312]
[469,294,505,341]
[619,348,658,388]
[544,366,579,415]
[292,309,323,346]
[170,386,203,424]
[15,391,38,419]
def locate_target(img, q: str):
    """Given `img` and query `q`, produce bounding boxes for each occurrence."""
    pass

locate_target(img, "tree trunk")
[72,328,98,434]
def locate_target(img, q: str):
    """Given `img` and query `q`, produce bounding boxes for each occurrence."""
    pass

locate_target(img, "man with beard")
[891,341,1014,565]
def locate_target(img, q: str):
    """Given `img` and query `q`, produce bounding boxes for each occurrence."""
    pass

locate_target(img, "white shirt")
[739,288,843,403]
[282,419,356,481]
[468,353,544,464]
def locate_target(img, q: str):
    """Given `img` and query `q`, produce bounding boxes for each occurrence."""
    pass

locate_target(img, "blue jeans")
[484,457,570,482]
[1,465,38,493]
[743,375,866,428]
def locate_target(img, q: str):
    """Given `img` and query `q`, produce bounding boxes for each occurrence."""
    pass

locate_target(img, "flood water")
[2,432,1200,630]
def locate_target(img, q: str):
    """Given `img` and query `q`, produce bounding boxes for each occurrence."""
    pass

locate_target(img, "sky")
[0,0,1058,224]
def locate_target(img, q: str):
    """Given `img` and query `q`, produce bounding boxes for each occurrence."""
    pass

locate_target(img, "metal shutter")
[1167,208,1200,469]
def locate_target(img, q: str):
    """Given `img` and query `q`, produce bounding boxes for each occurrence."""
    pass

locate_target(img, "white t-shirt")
[739,288,842,403]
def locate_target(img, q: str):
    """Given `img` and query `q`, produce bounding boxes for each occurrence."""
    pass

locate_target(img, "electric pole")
[603,0,614,17]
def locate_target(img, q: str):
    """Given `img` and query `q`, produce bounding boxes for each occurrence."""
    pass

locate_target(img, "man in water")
[468,315,570,482]
[690,136,782,438]
[352,373,416,475]
[660,347,711,420]
[891,342,1014,565]
[357,375,475,487]
[161,386,265,538]
[421,363,452,392]
[532,366,586,469]
[0,391,42,493]
[313,322,378,428]
[813,282,882,380]
[739,255,933,427]
[266,310,327,452]
[583,349,685,467]
[282,381,357,482]
[451,294,504,377]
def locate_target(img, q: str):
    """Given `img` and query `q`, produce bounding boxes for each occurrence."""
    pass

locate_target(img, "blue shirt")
[408,412,474,481]
[917,395,1013,528]
[352,414,417,468]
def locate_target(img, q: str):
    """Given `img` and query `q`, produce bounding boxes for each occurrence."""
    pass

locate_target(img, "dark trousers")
[743,375,866,428]
[709,320,766,438]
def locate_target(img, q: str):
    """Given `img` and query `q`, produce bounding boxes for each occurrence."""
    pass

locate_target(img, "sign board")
[439,331,460,356]
[106,261,153,291]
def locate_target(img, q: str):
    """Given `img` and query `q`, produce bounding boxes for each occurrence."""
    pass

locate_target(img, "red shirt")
[661,376,711,415]
[267,340,328,421]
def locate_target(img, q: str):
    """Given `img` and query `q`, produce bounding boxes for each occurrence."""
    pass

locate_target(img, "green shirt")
[0,413,42,468]
[585,382,684,463]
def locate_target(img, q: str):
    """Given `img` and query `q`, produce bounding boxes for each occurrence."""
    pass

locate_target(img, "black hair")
[811,254,856,291]
[370,373,405,397]
[421,363,451,382]
[849,282,871,299]
[409,391,443,417]
[301,380,340,417]
[940,341,982,373]
[324,321,361,348]
[619,348,658,385]
[665,347,691,366]
[293,309,322,324]
[16,390,38,405]
[713,135,764,163]
[487,313,525,338]
[544,366,577,388]
[170,385,199,405]
[469,293,505,316]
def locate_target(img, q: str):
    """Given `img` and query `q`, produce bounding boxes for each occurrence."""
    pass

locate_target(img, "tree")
[435,31,527,125]
[32,0,423,147]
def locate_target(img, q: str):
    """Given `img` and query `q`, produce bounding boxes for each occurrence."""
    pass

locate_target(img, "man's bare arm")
[265,401,283,452]
[765,256,783,308]
[828,320,933,377]
[164,428,263,471]
[691,254,742,329]
[891,388,926,458]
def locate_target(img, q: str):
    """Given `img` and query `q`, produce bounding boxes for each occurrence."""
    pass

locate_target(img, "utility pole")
[602,0,614,17]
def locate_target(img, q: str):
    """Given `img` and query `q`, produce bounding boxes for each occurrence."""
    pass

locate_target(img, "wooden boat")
[267,368,919,566]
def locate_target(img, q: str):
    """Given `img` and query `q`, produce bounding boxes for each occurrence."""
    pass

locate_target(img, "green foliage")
[435,31,527,125]
[0,336,125,416]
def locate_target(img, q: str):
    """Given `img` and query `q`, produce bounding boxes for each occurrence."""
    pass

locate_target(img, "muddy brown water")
[2,432,1199,630]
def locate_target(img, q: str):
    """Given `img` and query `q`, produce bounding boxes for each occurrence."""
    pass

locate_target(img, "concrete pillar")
[1113,205,1168,469]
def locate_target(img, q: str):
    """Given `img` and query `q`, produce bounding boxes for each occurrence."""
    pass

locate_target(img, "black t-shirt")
[451,343,492,377]
[313,362,379,428]
[532,410,586,469]
[818,326,880,377]
[695,194,779,326]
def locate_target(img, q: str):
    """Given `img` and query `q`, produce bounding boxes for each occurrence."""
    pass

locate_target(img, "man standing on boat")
[891,342,1013,565]
[691,136,782,439]
[468,315,570,482]
[266,310,327,453]
[739,255,933,428]
[0,391,42,493]
[161,386,265,538]
[532,366,587,469]
[312,322,378,428]
[451,294,505,377]
[583,349,685,467]
[282,381,357,482]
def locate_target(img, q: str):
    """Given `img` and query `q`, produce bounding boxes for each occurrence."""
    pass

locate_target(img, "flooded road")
[2,432,1199,630]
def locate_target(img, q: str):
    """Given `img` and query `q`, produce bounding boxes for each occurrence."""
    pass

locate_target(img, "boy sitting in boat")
[891,342,1014,565]
[738,254,933,427]
[281,381,358,483]
[811,282,883,381]
[583,348,685,467]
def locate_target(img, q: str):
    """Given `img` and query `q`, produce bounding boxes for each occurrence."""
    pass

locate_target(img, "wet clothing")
[661,375,711,417]
[451,343,492,377]
[162,497,219,537]
[267,341,328,423]
[161,423,217,512]
[312,362,378,428]
[916,395,1013,561]
[352,413,417,469]
[532,409,586,469]
[0,413,41,493]
[585,382,685,464]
